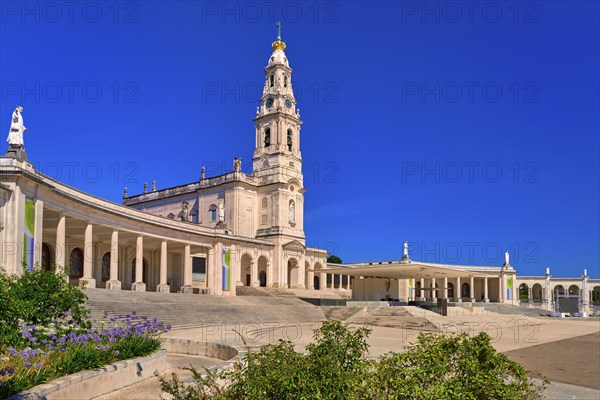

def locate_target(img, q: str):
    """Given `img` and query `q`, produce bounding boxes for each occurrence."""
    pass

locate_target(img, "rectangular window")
[211,209,216,221]
[262,214,267,225]
[192,257,206,281]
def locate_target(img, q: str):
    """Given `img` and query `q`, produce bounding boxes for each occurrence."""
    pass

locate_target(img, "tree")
[327,255,342,264]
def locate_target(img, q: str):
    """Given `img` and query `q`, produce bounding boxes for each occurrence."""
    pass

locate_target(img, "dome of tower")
[268,40,289,67]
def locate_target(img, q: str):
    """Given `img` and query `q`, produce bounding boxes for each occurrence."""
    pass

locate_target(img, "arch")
[209,204,217,222]
[189,209,198,223]
[287,258,299,289]
[284,75,288,87]
[69,248,84,278]
[101,252,110,283]
[532,283,543,301]
[41,242,53,271]
[461,282,470,299]
[269,75,274,87]
[415,281,422,298]
[314,275,320,290]
[257,256,268,287]
[553,285,565,301]
[519,283,529,301]
[264,128,271,147]
[240,253,253,286]
[447,282,454,300]
[592,286,600,303]
[568,285,580,296]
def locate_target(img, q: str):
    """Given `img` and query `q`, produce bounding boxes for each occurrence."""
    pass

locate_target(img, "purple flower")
[24,361,31,368]
[113,350,120,356]
[34,362,43,369]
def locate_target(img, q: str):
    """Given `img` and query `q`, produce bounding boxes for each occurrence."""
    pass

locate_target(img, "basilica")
[0,32,597,314]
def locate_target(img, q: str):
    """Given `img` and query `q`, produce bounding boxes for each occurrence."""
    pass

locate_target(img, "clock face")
[266,98,274,108]
[285,99,292,109]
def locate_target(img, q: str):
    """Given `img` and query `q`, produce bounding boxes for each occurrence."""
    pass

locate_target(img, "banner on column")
[23,198,35,271]
[506,277,513,300]
[222,249,231,291]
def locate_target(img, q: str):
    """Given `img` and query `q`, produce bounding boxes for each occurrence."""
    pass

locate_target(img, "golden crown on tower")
[272,21,286,51]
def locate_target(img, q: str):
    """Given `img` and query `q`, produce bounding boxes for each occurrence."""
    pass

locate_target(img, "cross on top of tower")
[276,21,282,40]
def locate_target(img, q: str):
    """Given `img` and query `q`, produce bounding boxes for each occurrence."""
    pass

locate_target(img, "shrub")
[159,321,546,400]
[0,266,89,350]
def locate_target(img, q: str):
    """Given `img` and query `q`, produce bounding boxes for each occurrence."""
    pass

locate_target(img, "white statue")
[7,106,27,147]
[403,241,409,257]
[546,267,550,276]
[504,250,510,265]
[218,201,225,223]
[584,268,588,277]
[289,201,295,223]
[181,201,189,222]
[233,157,241,172]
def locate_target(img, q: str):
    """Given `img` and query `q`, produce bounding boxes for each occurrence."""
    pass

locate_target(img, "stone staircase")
[348,305,438,332]
[84,288,326,331]
[465,303,550,318]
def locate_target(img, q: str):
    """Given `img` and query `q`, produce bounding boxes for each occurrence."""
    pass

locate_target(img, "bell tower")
[252,23,303,185]
[253,24,305,246]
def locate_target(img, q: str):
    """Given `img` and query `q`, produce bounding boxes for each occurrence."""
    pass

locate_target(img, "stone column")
[431,278,437,302]
[483,277,489,302]
[528,286,533,303]
[157,240,170,293]
[106,230,121,290]
[346,275,351,290]
[456,276,462,302]
[33,199,44,267]
[470,276,475,302]
[320,272,326,290]
[420,278,425,300]
[131,235,146,291]
[581,274,590,314]
[181,244,193,293]
[543,271,551,311]
[80,223,96,288]
[251,259,258,287]
[498,276,503,302]
[443,277,448,299]
[55,213,66,275]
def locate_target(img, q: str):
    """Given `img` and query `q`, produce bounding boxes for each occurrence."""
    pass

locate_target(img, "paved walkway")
[93,354,222,400]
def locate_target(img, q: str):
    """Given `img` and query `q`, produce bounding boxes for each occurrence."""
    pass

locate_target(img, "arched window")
[42,243,52,271]
[269,75,274,87]
[264,128,271,147]
[284,75,288,87]
[287,129,293,152]
[209,204,217,222]
[261,198,268,225]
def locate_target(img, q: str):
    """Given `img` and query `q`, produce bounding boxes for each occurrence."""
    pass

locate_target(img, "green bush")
[0,266,89,350]
[159,321,546,400]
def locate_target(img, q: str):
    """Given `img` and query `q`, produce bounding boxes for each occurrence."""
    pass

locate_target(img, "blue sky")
[1,1,598,277]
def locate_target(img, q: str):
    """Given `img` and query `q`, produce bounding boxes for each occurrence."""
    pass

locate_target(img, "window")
[192,257,206,281]
[261,198,268,226]
[284,76,288,87]
[190,209,198,223]
[262,198,268,209]
[209,204,217,221]
[264,128,271,147]
[287,129,293,151]
[262,215,268,225]
[269,75,274,87]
